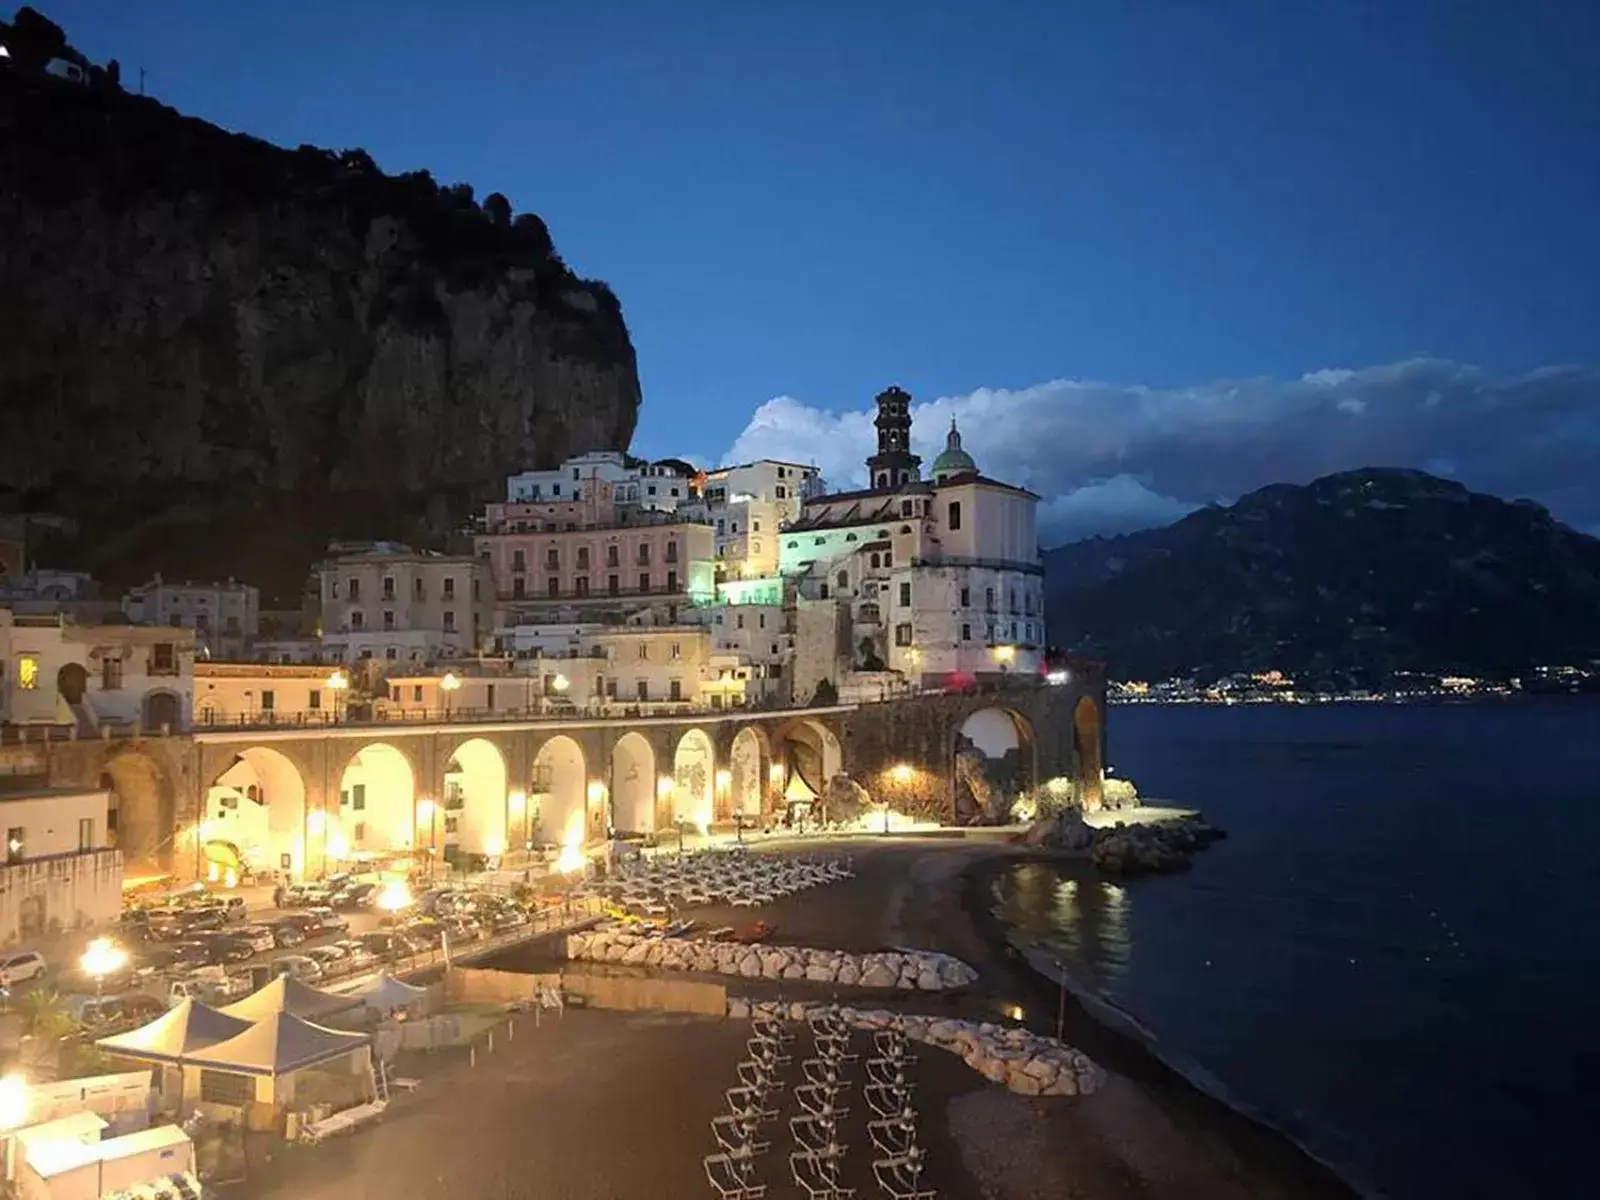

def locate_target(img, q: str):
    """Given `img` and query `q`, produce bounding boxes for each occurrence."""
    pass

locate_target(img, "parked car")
[171,939,224,968]
[207,935,257,965]
[332,882,378,910]
[270,955,324,984]
[167,973,250,1008]
[0,950,47,988]
[220,896,250,923]
[302,906,350,936]
[233,925,278,954]
[333,940,378,970]
[263,920,306,948]
[303,945,349,971]
[357,931,416,961]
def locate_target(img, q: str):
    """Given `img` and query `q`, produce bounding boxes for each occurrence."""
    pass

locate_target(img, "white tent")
[181,1011,370,1077]
[218,975,360,1024]
[351,973,428,1016]
[95,1000,252,1065]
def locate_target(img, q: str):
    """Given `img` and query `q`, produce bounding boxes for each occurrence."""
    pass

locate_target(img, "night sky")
[43,0,1600,542]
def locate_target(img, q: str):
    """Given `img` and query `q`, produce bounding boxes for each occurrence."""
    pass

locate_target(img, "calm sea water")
[992,700,1600,1199]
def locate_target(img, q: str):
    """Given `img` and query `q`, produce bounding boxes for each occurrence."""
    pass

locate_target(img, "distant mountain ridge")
[1042,468,1600,682]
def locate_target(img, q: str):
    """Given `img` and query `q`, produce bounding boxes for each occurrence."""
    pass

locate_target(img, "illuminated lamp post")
[440,672,461,720]
[416,798,438,881]
[993,644,1016,679]
[326,669,349,723]
[80,937,128,998]
[887,763,915,835]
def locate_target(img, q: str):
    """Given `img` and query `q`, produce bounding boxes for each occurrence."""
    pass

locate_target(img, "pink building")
[482,478,617,534]
[474,520,717,610]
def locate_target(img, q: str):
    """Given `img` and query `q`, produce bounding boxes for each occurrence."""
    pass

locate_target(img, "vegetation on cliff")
[0,9,641,600]
[1043,469,1600,683]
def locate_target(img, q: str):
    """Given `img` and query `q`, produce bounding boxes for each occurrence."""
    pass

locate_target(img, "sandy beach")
[231,837,1355,1200]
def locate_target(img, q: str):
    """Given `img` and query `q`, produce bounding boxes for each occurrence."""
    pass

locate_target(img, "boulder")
[782,963,806,980]
[1009,1072,1044,1096]
[859,963,896,988]
[727,998,750,1020]
[805,964,835,983]
[738,955,762,979]
[837,962,861,987]
[916,968,942,991]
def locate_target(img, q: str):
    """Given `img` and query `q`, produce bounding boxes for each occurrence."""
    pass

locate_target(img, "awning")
[351,973,429,1014]
[182,1012,370,1077]
[218,975,361,1023]
[96,1000,252,1065]
[784,773,817,803]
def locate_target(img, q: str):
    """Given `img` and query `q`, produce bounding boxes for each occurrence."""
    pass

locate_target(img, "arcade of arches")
[443,738,508,864]
[532,735,587,847]
[673,729,716,828]
[203,747,308,877]
[609,733,655,836]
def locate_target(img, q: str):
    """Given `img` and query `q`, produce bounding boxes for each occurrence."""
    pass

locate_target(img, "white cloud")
[711,359,1600,546]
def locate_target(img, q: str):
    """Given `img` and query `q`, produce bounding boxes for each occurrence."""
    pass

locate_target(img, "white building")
[506,451,697,514]
[698,460,824,527]
[193,663,346,727]
[700,602,790,703]
[778,387,1045,689]
[0,786,121,946]
[680,460,826,584]
[1,610,195,734]
[123,576,260,658]
[315,543,493,665]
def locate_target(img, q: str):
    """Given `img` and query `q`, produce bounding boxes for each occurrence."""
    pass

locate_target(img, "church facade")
[780,386,1045,690]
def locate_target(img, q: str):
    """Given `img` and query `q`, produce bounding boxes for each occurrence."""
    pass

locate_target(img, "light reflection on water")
[1000,862,1131,992]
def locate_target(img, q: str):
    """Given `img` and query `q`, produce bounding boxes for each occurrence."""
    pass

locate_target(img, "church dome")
[931,418,977,480]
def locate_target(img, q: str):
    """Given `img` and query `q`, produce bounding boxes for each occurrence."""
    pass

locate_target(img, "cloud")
[716,359,1600,545]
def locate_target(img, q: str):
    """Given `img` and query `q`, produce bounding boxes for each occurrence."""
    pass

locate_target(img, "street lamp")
[508,790,528,861]
[994,645,1016,674]
[326,669,349,722]
[80,937,128,997]
[440,672,461,719]
[886,763,915,835]
[416,798,438,880]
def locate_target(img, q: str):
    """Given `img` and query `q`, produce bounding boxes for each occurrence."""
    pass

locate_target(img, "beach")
[232,837,1356,1200]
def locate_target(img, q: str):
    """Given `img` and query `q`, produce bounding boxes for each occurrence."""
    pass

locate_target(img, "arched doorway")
[336,743,418,862]
[532,735,587,847]
[609,733,656,835]
[1073,697,1105,810]
[102,750,175,878]
[444,738,508,864]
[673,729,716,827]
[56,663,88,705]
[142,690,182,734]
[775,718,843,805]
[729,727,770,818]
[206,747,308,877]
[954,707,1035,824]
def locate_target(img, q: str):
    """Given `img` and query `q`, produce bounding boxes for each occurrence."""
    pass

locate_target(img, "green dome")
[931,418,977,478]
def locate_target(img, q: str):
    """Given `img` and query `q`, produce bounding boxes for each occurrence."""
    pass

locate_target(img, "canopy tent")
[784,772,818,803]
[351,973,428,1015]
[218,975,360,1024]
[95,1000,251,1065]
[181,1011,370,1077]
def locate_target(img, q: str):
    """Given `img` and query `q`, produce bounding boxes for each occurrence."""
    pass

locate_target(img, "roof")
[218,975,361,1023]
[182,1011,370,1077]
[13,1111,107,1151]
[353,973,429,1011]
[26,1125,191,1180]
[931,419,978,477]
[96,1000,252,1064]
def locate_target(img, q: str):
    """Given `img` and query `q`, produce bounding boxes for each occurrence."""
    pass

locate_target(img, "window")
[443,610,456,631]
[716,519,725,535]
[101,658,123,690]
[414,577,425,599]
[899,582,911,607]
[607,545,620,567]
[472,578,481,601]
[352,783,367,811]
[79,817,93,852]
[413,685,424,702]
[787,540,798,550]
[383,610,395,630]
[548,577,560,597]
[443,576,456,599]
[486,683,496,708]
[758,612,766,629]
[225,614,239,633]
[553,482,562,496]
[348,578,361,601]
[329,578,340,600]
[5,827,24,863]
[869,553,880,569]
[665,541,678,563]
[670,642,682,660]
[819,583,830,600]
[608,574,620,595]
[512,549,526,572]
[577,546,590,569]
[638,643,650,660]
[901,500,913,516]
[512,577,526,599]
[895,623,913,647]
[309,690,321,710]
[575,577,590,597]
[168,614,183,628]
[985,587,995,610]
[884,552,892,567]
[753,521,761,532]
[836,570,849,590]
[546,548,560,570]
[670,679,683,701]
[639,572,650,593]
[151,643,177,674]
[385,647,398,661]
[666,569,678,592]
[731,522,739,534]
[195,612,210,631]
[573,467,581,480]
[637,543,651,565]
[637,679,649,700]
[382,576,396,600]
[776,485,787,499]
[647,485,657,496]
[960,586,970,607]
[736,614,745,630]
[962,623,972,641]
[351,611,364,630]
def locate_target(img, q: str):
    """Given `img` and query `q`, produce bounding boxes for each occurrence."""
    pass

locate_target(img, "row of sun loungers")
[609,850,855,912]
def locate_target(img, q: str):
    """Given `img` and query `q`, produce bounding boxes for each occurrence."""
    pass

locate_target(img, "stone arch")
[729,726,771,819]
[774,717,843,802]
[142,690,182,734]
[954,706,1036,824]
[444,737,508,864]
[56,662,88,705]
[336,742,419,861]
[207,746,309,878]
[531,734,587,847]
[1073,696,1105,810]
[609,732,656,835]
[102,748,176,879]
[672,728,716,827]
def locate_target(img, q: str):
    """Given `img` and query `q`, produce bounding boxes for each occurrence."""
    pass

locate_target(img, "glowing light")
[485,836,505,858]
[416,798,437,824]
[326,828,351,861]
[206,861,220,883]
[555,821,585,873]
[440,672,461,693]
[306,809,327,835]
[657,775,677,799]
[223,868,239,888]
[551,673,570,693]
[327,669,349,691]
[0,1075,27,1131]
[1006,1004,1025,1022]
[1046,669,1069,685]
[993,645,1016,665]
[81,937,129,983]
[768,764,784,783]
[715,769,732,793]
[508,790,527,815]
[890,763,914,785]
[375,880,413,912]
[6,838,20,855]
[16,656,38,691]
[587,780,607,803]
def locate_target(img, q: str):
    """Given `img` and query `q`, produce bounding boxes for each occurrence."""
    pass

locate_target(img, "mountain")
[1042,468,1600,683]
[0,10,640,602]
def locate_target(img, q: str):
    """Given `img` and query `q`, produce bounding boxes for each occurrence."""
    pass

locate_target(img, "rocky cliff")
[1043,469,1600,683]
[0,20,640,600]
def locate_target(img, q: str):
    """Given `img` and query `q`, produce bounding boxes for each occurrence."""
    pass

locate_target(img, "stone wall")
[0,849,123,946]
[565,930,978,991]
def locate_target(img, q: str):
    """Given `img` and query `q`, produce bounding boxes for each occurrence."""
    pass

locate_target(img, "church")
[779,386,1045,692]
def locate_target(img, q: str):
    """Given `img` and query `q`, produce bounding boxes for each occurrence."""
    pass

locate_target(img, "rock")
[782,964,806,980]
[977,1055,1010,1084]
[805,964,835,983]
[738,955,762,979]
[859,963,895,988]
[1010,1072,1044,1096]
[1023,1057,1060,1083]
[727,998,750,1020]
[837,962,860,987]
[916,969,941,991]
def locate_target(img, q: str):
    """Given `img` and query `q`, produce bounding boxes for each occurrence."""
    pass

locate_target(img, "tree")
[483,192,512,227]
[20,990,75,1040]
[810,679,838,706]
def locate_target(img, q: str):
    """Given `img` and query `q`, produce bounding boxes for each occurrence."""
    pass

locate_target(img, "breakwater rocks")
[725,999,1106,1098]
[1091,815,1226,876]
[565,931,979,991]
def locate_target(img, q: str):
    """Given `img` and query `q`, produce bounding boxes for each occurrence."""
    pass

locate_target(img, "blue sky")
[38,0,1600,540]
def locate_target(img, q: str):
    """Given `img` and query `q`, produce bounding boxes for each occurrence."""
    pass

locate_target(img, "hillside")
[1043,469,1600,683]
[0,9,640,601]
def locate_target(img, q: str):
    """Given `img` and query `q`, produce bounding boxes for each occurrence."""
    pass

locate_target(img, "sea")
[991,699,1600,1200]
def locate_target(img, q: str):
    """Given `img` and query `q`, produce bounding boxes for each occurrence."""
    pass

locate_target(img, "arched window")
[835,570,849,589]
[870,553,880,569]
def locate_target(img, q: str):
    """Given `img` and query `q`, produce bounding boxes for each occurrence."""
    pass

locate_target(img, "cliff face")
[0,48,640,599]
[1043,468,1600,683]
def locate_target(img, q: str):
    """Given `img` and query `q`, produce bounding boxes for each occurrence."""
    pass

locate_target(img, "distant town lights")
[326,669,349,692]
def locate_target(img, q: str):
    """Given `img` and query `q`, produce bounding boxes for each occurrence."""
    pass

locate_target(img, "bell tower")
[866,385,922,489]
